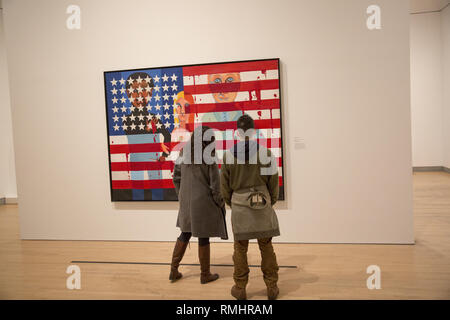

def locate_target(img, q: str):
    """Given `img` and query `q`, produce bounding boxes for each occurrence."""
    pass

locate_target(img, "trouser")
[178,232,210,246]
[233,237,279,289]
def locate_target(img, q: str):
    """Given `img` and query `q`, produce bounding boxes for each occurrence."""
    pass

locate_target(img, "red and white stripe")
[110,59,284,190]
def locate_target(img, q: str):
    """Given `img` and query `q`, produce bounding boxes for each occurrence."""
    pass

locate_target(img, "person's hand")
[161,143,170,155]
[145,119,151,132]
[145,117,159,132]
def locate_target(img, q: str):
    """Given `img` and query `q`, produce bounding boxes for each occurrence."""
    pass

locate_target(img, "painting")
[104,58,284,201]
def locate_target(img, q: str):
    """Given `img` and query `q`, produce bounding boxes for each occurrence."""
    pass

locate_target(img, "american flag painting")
[104,58,284,201]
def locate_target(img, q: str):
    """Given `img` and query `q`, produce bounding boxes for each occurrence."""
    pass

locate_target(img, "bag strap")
[235,185,268,194]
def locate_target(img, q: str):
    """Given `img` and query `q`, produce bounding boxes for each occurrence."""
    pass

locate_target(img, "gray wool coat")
[173,162,228,240]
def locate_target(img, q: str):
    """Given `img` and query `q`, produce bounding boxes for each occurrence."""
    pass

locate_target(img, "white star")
[130,114,136,121]
[112,115,119,122]
[138,123,145,130]
[164,121,170,128]
[120,87,126,94]
[121,115,127,122]
[121,106,127,113]
[162,84,169,91]
[163,103,170,110]
[137,105,144,111]
[171,83,178,91]
[130,105,136,112]
[112,106,119,113]
[163,93,169,101]
[129,96,135,103]
[156,122,162,129]
[110,78,117,86]
[120,97,126,103]
[119,78,125,85]
[137,76,142,83]
[138,114,145,121]
[153,75,160,82]
[111,88,118,95]
[122,124,128,131]
[154,85,160,92]
[111,97,118,104]
[127,78,134,85]
[171,74,178,82]
[164,113,170,120]
[155,113,162,120]
[155,104,161,110]
[137,96,144,102]
[137,86,143,93]
[171,93,177,101]
[113,124,120,131]
[162,74,169,82]
[144,76,151,84]
[130,123,137,130]
[154,94,160,101]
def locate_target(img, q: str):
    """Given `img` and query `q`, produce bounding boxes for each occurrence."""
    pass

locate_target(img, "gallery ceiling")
[410,0,450,13]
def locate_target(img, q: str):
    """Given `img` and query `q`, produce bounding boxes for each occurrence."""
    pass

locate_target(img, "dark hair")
[237,114,255,131]
[125,72,155,91]
[187,125,216,164]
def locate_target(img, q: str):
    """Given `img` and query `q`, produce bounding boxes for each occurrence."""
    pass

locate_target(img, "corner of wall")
[441,5,450,169]
[0,9,18,198]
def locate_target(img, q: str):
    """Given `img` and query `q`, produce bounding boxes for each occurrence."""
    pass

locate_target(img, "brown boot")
[232,240,250,295]
[169,239,188,282]
[267,285,279,300]
[198,244,219,284]
[258,238,279,299]
[231,285,247,300]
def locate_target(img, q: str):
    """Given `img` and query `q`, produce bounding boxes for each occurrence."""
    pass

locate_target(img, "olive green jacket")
[220,141,280,240]
[220,142,279,207]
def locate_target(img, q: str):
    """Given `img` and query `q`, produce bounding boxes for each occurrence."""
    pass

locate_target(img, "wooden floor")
[1,172,449,299]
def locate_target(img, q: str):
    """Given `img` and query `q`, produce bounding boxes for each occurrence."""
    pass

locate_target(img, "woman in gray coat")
[170,125,228,284]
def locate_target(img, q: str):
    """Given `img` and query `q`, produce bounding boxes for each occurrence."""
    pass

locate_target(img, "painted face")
[175,94,195,127]
[126,79,153,107]
[175,97,189,123]
[207,73,241,103]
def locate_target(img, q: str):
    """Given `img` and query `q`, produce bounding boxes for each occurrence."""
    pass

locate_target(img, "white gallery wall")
[0,10,17,201]
[410,3,450,168]
[3,0,414,243]
[410,12,443,166]
[442,6,450,169]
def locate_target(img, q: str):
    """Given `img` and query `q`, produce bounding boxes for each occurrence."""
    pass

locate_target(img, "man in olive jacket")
[220,114,280,300]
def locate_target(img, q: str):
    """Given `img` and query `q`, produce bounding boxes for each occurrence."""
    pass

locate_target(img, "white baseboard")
[413,166,450,173]
[4,197,18,204]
